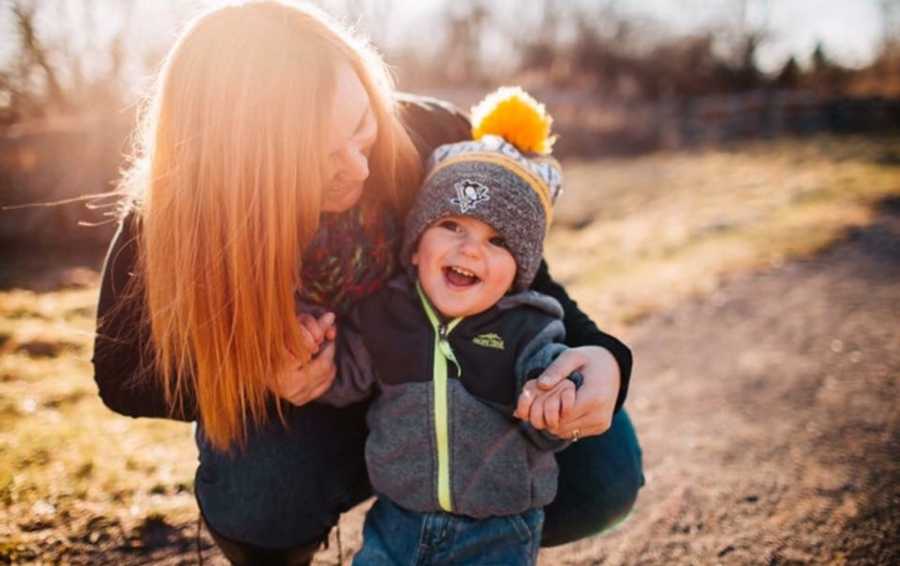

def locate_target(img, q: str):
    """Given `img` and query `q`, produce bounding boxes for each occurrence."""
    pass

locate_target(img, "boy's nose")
[458,238,482,258]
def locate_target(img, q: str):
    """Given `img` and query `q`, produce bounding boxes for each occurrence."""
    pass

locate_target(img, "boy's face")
[412,215,517,319]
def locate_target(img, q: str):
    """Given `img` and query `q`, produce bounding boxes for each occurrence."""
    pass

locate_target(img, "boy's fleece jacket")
[317,274,575,519]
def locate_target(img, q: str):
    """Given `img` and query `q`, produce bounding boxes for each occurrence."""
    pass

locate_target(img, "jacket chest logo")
[472,332,504,350]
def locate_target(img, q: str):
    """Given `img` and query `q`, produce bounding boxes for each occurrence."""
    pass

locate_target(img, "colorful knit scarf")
[296,198,401,315]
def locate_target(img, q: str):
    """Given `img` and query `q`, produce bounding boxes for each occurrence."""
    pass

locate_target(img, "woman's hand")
[272,312,338,406]
[514,346,620,440]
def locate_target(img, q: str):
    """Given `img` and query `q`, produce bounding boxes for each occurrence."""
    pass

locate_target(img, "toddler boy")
[313,88,580,564]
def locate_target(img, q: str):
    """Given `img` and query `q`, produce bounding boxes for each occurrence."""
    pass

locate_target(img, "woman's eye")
[438,220,460,232]
[489,236,507,248]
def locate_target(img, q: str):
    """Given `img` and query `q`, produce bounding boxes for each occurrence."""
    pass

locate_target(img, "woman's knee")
[194,403,370,548]
[542,410,644,547]
[203,512,323,565]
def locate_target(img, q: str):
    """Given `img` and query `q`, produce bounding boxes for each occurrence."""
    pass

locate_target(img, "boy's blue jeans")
[355,498,543,565]
[195,402,643,552]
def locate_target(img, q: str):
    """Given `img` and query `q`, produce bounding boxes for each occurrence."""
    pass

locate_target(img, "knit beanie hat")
[401,87,563,291]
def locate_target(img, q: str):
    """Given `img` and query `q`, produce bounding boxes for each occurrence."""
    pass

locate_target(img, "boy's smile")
[413,215,517,319]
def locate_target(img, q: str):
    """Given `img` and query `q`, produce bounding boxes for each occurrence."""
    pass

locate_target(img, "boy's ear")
[411,250,419,266]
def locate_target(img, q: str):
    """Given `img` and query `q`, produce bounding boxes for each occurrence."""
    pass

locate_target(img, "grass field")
[549,135,900,331]
[1,134,898,563]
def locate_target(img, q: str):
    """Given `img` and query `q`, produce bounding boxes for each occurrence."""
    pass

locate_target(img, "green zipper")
[416,283,462,512]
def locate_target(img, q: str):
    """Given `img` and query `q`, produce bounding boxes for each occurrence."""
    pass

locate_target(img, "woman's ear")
[411,250,419,266]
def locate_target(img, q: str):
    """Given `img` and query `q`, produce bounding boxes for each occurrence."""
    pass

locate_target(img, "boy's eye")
[489,236,508,248]
[438,220,460,232]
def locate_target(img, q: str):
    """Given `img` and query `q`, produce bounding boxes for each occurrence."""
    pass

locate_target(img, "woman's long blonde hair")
[121,1,422,451]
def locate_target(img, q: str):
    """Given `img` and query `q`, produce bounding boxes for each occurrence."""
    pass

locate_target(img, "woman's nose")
[335,145,370,182]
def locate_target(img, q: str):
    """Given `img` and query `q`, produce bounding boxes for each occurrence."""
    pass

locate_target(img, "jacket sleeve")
[514,319,574,452]
[315,305,378,408]
[530,260,632,414]
[92,211,197,421]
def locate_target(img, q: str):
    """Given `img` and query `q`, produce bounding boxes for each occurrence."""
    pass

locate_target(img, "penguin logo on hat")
[451,180,490,213]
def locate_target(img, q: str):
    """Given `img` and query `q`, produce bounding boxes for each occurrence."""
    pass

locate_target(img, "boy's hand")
[531,346,620,439]
[297,312,337,354]
[515,378,576,433]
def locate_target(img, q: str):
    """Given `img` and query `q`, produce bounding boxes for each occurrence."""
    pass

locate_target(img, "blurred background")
[1,1,898,564]
[1,0,899,247]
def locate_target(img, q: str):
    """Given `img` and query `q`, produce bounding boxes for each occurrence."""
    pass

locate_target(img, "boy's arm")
[530,260,632,414]
[514,320,579,452]
[313,305,378,408]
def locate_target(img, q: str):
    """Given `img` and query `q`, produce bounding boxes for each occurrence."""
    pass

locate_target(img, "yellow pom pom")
[471,86,555,155]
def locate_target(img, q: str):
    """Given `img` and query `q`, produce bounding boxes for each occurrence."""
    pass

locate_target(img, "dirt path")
[541,199,900,565]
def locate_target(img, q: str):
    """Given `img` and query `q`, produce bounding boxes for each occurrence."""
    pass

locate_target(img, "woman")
[92,2,643,564]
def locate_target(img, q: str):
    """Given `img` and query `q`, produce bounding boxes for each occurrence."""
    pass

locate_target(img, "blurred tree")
[811,41,831,74]
[440,0,489,84]
[775,56,800,89]
[810,41,850,94]
[1,0,150,125]
[880,0,900,51]
[516,0,559,80]
[5,1,68,118]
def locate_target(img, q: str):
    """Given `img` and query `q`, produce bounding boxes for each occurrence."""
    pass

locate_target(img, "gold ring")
[571,429,581,442]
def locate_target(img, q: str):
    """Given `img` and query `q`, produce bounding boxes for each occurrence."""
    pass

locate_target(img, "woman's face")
[320,64,378,213]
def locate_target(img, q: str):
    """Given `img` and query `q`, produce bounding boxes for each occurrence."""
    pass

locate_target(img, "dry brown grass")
[548,135,900,333]
[1,134,898,563]
[0,280,198,562]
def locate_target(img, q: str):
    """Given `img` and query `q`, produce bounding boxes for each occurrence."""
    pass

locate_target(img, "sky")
[624,0,887,71]
[0,0,891,77]
[362,0,888,72]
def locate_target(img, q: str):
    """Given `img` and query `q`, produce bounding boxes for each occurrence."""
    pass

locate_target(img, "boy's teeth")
[444,265,479,286]
[450,266,475,277]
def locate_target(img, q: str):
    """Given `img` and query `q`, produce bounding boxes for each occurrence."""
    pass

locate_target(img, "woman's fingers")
[274,340,337,406]
[529,395,547,430]
[552,346,620,438]
[296,311,336,355]
[317,312,336,337]
[543,391,562,430]
[535,349,587,391]
[306,340,336,387]
[302,312,336,342]
[517,379,577,431]
[296,314,322,353]
[306,342,337,398]
[321,312,337,342]
[559,385,576,421]
[553,414,609,439]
